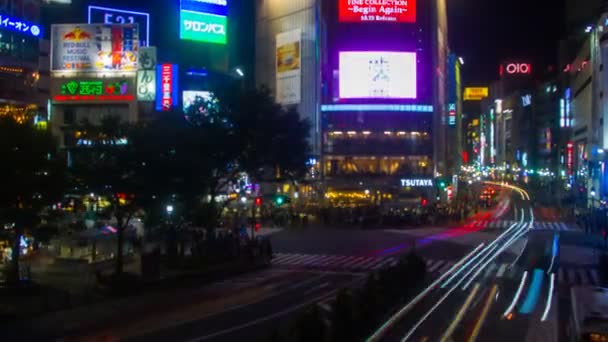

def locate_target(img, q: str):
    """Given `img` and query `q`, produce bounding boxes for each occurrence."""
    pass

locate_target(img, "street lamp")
[166,204,174,215]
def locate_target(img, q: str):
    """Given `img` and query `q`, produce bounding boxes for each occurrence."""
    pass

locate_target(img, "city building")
[256,0,450,204]
[0,0,48,127]
[41,0,255,147]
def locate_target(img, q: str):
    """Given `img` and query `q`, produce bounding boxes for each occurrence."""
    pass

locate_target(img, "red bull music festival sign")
[50,24,139,72]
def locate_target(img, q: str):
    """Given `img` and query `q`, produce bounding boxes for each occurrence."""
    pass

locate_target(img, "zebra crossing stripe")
[320,255,349,267]
[439,262,455,274]
[428,260,444,273]
[272,253,298,264]
[359,257,385,269]
[496,264,508,278]
[274,254,304,265]
[339,257,365,268]
[590,270,600,285]
[568,269,577,285]
[301,255,329,266]
[580,269,590,285]
[305,255,333,266]
[373,257,396,270]
[483,263,497,278]
[291,254,323,266]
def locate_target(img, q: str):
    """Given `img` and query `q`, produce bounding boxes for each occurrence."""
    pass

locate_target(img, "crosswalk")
[425,258,600,287]
[473,220,578,231]
[272,253,399,272]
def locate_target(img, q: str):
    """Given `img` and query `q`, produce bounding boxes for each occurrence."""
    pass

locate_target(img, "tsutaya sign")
[400,179,434,187]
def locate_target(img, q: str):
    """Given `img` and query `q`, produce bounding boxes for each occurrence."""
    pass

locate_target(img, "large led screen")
[339,0,416,23]
[183,90,213,112]
[179,0,227,44]
[339,51,417,99]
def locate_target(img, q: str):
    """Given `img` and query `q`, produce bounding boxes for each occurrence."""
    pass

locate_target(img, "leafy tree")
[0,117,64,283]
[292,305,326,342]
[331,289,356,342]
[69,115,141,275]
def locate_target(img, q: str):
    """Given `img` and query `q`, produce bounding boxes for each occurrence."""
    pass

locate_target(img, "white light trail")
[366,243,486,342]
[504,271,529,317]
[541,273,555,322]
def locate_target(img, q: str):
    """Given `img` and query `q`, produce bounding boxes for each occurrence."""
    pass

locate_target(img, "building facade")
[255,0,449,204]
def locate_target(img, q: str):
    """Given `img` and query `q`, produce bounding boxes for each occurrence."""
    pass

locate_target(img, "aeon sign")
[501,63,532,76]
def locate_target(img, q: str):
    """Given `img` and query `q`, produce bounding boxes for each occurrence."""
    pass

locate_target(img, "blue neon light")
[321,104,434,113]
[181,0,228,16]
[0,14,41,38]
[519,269,544,314]
[88,6,151,46]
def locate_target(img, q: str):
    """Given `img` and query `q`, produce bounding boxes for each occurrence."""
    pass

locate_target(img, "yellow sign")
[464,87,489,101]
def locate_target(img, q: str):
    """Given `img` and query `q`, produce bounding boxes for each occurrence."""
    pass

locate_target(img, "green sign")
[60,80,129,96]
[180,10,227,45]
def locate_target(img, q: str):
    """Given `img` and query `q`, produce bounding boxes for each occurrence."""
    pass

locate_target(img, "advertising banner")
[339,51,417,99]
[156,64,179,111]
[179,10,227,44]
[180,0,228,16]
[52,78,135,102]
[137,47,157,101]
[463,87,489,101]
[339,0,416,23]
[276,29,301,105]
[51,24,139,72]
[88,6,150,46]
[183,90,213,112]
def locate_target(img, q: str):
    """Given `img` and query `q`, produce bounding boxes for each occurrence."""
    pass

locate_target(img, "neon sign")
[0,14,41,37]
[53,80,133,101]
[501,63,532,76]
[339,0,416,23]
[88,6,150,46]
[401,179,434,187]
[156,64,179,111]
[448,103,456,126]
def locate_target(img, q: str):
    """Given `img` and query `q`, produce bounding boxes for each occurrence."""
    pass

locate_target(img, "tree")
[0,117,64,283]
[69,115,141,275]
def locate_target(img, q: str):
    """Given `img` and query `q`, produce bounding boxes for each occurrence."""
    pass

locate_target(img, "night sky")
[448,0,566,85]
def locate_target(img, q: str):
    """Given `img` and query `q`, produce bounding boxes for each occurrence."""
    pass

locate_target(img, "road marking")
[439,262,455,274]
[496,264,507,278]
[373,257,396,270]
[440,283,481,342]
[568,269,577,285]
[468,284,498,342]
[590,270,600,285]
[428,261,444,273]
[483,263,497,278]
[273,254,302,264]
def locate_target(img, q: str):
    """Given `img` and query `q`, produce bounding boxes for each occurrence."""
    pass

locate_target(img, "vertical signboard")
[338,0,416,23]
[156,64,179,111]
[276,29,301,105]
[137,47,157,101]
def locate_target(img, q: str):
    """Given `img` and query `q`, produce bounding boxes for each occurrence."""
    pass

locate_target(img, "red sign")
[339,0,416,23]
[161,64,173,112]
[500,63,532,76]
[53,95,135,102]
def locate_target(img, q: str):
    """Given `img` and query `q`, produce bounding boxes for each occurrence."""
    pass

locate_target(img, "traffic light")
[421,198,428,207]
[255,223,261,232]
[255,197,263,207]
[273,195,289,206]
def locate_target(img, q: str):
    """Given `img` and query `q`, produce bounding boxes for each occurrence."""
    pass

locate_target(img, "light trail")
[503,271,529,317]
[366,243,486,342]
[440,283,481,342]
[547,233,559,274]
[468,285,499,342]
[443,209,525,288]
[519,269,545,314]
[462,227,529,291]
[509,238,528,269]
[541,273,555,322]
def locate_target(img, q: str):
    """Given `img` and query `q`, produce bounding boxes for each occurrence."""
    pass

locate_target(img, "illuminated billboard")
[183,90,213,112]
[464,87,489,101]
[276,29,301,105]
[88,6,150,46]
[0,13,41,37]
[156,64,179,111]
[179,0,227,44]
[137,47,157,101]
[50,24,139,72]
[53,79,134,102]
[500,62,532,76]
[339,51,416,99]
[339,0,416,23]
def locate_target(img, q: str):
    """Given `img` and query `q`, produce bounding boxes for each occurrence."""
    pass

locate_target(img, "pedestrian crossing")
[425,258,601,287]
[474,220,578,231]
[272,253,400,272]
